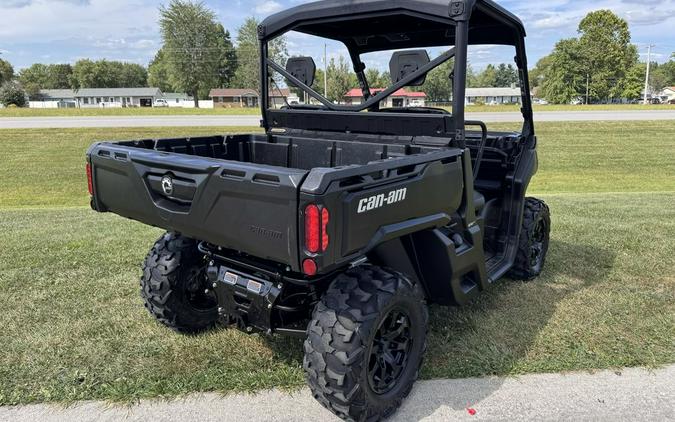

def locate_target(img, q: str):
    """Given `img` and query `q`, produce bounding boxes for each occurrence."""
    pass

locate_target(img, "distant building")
[465,87,522,105]
[36,88,164,108]
[344,88,427,108]
[661,87,675,103]
[210,89,260,108]
[162,92,194,107]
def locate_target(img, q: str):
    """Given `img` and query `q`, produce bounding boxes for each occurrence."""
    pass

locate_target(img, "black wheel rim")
[184,267,218,312]
[367,308,413,395]
[529,218,547,271]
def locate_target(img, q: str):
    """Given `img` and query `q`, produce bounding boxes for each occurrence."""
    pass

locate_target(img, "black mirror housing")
[285,57,316,87]
[390,50,431,87]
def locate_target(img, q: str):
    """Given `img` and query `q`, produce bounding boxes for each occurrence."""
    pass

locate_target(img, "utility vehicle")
[86,1,550,420]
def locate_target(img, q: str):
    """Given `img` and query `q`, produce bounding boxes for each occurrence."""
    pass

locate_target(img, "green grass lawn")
[0,107,263,117]
[1,103,674,117]
[0,122,674,405]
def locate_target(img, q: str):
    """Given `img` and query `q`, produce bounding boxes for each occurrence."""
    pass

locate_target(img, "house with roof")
[210,88,260,108]
[344,88,427,108]
[661,87,675,103]
[162,92,194,107]
[36,88,165,108]
[465,87,522,105]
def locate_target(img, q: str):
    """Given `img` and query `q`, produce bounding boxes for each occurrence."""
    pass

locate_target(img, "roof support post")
[450,0,475,148]
[259,25,270,130]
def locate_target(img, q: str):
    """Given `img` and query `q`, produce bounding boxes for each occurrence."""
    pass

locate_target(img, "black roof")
[260,0,526,52]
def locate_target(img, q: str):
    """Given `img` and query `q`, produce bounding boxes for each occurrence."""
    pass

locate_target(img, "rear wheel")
[140,232,218,333]
[303,265,428,422]
[509,198,551,280]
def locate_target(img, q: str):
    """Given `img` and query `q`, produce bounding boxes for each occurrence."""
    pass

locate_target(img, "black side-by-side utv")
[86,0,550,420]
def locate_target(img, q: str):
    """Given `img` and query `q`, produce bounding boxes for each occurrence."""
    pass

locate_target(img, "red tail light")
[304,204,330,255]
[305,204,320,253]
[303,259,318,276]
[86,163,93,195]
[321,207,330,251]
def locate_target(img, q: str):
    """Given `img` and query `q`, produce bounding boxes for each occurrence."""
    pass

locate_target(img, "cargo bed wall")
[118,134,445,171]
[89,143,307,270]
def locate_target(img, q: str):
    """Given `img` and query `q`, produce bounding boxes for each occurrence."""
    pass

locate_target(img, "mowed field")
[1,103,674,118]
[0,122,673,405]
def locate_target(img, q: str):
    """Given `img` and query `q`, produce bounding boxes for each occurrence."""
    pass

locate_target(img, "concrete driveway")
[1,110,674,129]
[1,365,673,422]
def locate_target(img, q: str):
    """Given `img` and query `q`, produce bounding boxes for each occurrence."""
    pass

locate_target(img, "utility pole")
[586,73,590,105]
[324,43,328,97]
[644,44,655,105]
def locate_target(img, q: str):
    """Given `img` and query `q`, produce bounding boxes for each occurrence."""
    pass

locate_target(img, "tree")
[148,49,174,92]
[0,58,14,86]
[159,0,225,107]
[233,17,288,93]
[421,59,453,102]
[576,10,638,102]
[70,60,147,89]
[116,62,148,87]
[325,56,357,103]
[0,81,27,107]
[215,25,237,88]
[18,63,73,98]
[529,55,552,89]
[494,63,518,87]
[365,68,392,89]
[476,64,497,87]
[540,38,585,104]
[621,62,646,100]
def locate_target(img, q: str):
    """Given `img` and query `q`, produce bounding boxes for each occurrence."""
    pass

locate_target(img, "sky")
[0,0,674,72]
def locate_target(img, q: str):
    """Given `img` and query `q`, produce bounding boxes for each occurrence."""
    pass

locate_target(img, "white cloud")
[254,0,283,14]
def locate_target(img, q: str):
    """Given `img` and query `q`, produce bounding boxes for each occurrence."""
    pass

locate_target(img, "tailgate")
[88,143,307,269]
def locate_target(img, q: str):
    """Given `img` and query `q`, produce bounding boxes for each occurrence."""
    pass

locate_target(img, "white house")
[36,88,164,108]
[661,87,675,103]
[465,87,522,105]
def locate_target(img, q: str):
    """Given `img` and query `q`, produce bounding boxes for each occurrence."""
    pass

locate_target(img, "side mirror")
[285,57,316,87]
[390,50,430,87]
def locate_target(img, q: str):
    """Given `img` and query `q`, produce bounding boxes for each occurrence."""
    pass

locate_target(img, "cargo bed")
[87,133,464,271]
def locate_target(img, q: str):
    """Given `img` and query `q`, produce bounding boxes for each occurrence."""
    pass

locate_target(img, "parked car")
[86,1,550,420]
[153,99,169,107]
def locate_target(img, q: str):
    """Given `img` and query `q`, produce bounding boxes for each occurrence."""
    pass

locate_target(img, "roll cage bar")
[258,0,535,141]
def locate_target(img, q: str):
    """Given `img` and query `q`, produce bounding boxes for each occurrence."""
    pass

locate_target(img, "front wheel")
[303,265,428,422]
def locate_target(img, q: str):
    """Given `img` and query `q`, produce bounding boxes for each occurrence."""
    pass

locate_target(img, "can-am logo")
[161,175,174,196]
[357,188,407,214]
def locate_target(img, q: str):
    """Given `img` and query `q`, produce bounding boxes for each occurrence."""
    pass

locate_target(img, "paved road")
[1,365,673,422]
[1,110,674,129]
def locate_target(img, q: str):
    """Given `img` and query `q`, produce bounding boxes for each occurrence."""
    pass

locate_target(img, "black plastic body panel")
[87,134,463,274]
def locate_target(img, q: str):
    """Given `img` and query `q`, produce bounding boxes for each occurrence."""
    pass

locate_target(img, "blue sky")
[0,0,674,72]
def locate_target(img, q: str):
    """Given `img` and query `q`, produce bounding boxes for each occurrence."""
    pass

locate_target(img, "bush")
[0,81,28,107]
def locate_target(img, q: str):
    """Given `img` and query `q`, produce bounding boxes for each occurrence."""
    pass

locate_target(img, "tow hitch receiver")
[206,263,281,334]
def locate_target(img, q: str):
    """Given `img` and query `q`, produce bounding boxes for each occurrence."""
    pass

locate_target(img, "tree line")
[0,1,288,107]
[2,4,674,108]
[531,10,675,104]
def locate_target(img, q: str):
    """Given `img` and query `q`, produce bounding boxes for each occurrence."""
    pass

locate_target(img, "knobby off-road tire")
[140,232,218,333]
[509,197,551,280]
[304,265,428,422]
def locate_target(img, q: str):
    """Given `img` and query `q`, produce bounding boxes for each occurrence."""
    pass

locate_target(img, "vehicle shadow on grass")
[261,239,617,420]
[393,239,617,420]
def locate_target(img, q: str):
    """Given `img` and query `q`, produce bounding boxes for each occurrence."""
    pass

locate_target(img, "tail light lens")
[86,163,93,195]
[303,259,318,276]
[305,204,320,253]
[304,204,330,255]
[321,208,330,251]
